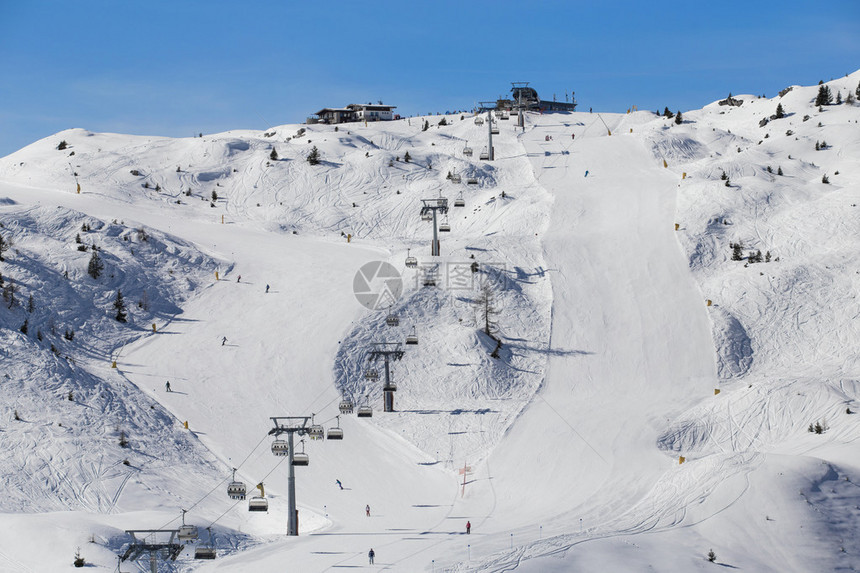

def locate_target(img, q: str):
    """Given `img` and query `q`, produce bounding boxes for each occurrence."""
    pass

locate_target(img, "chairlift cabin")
[178,511,199,543]
[227,469,246,500]
[439,218,451,232]
[467,175,478,185]
[386,309,400,327]
[339,398,354,415]
[405,249,418,268]
[479,147,490,161]
[292,442,309,466]
[271,439,289,456]
[195,529,217,560]
[474,116,484,126]
[383,380,397,392]
[454,193,465,207]
[406,326,418,346]
[450,172,461,184]
[248,497,269,512]
[490,122,499,135]
[463,144,473,156]
[421,211,433,222]
[500,110,510,120]
[365,368,379,381]
[327,416,344,440]
[308,423,325,441]
[357,405,373,418]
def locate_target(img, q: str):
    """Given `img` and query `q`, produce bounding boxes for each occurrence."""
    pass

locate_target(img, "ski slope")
[0,72,858,571]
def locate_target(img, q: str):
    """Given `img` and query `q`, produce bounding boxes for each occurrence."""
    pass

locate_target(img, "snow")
[0,72,859,571]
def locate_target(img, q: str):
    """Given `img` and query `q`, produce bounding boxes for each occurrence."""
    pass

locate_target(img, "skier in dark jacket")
[466,520,471,534]
[368,548,375,564]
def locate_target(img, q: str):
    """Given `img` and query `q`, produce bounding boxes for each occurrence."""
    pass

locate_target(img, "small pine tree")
[674,111,683,124]
[73,547,85,567]
[765,251,771,263]
[113,290,128,323]
[720,171,728,180]
[0,233,9,261]
[20,319,28,335]
[270,148,278,161]
[815,141,820,151]
[27,294,34,313]
[754,250,763,263]
[724,178,731,187]
[404,151,411,163]
[836,91,842,105]
[87,250,104,280]
[767,166,773,173]
[211,190,218,202]
[855,81,860,100]
[847,92,856,105]
[777,166,783,176]
[119,430,129,448]
[707,549,716,563]
[422,120,429,131]
[64,329,75,341]
[663,107,673,118]
[57,140,68,150]
[307,146,320,165]
[822,174,829,184]
[731,244,743,261]
[775,103,785,118]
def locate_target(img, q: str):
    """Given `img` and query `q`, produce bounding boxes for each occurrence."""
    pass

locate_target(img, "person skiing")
[466,520,471,534]
[584,170,589,177]
[265,284,270,293]
[368,548,375,564]
[237,275,241,283]
[222,336,227,346]
[365,504,371,517]
[165,381,171,392]
[336,479,343,490]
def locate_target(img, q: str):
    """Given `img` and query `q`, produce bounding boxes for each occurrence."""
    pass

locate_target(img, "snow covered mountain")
[0,72,858,572]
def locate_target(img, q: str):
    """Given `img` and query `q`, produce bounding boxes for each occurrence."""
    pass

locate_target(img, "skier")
[237,275,241,283]
[368,548,375,564]
[265,284,270,293]
[466,520,471,534]
[584,170,589,178]
[365,504,371,517]
[336,479,343,490]
[571,133,575,140]
[165,381,171,392]
[222,336,227,346]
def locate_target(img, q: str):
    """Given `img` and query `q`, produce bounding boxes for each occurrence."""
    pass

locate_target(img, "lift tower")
[120,530,183,573]
[420,197,448,256]
[480,101,496,160]
[268,416,313,536]
[368,342,404,412]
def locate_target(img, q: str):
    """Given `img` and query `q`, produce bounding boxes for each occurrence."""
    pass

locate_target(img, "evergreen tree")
[663,107,674,118]
[777,166,783,176]
[822,174,829,184]
[775,103,785,118]
[720,171,728,180]
[855,81,860,100]
[765,251,771,263]
[307,145,320,165]
[113,290,128,323]
[211,190,218,202]
[674,111,683,125]
[422,120,429,131]
[754,250,763,263]
[57,140,68,150]
[270,147,278,161]
[0,233,9,261]
[3,283,16,309]
[404,151,411,163]
[847,92,856,105]
[20,319,28,335]
[27,294,34,313]
[731,244,743,261]
[814,84,832,106]
[87,250,104,279]
[475,282,499,337]
[836,91,842,105]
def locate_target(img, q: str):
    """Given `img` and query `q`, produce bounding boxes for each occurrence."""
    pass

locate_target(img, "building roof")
[347,104,397,111]
[315,108,354,115]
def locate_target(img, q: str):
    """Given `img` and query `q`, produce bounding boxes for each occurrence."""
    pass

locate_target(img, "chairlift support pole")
[368,342,405,412]
[480,101,495,161]
[119,530,183,573]
[269,416,312,536]
[420,198,448,256]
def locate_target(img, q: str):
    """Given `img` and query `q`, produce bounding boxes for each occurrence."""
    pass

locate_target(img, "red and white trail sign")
[459,463,472,497]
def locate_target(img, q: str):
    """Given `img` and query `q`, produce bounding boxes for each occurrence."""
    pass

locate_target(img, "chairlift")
[339,398,354,415]
[463,143,473,156]
[421,211,433,222]
[406,326,418,346]
[454,192,465,207]
[383,380,397,392]
[479,147,489,160]
[386,307,400,327]
[467,175,478,185]
[327,415,344,440]
[194,528,216,560]
[227,469,246,500]
[308,416,325,441]
[490,122,499,134]
[450,171,461,184]
[271,439,289,456]
[474,116,484,126]
[365,368,379,381]
[249,483,268,512]
[292,441,310,466]
[405,248,418,268]
[439,218,451,232]
[177,510,199,543]
[357,405,373,418]
[500,110,510,120]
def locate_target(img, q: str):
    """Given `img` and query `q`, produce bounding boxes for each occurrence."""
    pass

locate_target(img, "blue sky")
[1,0,858,157]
